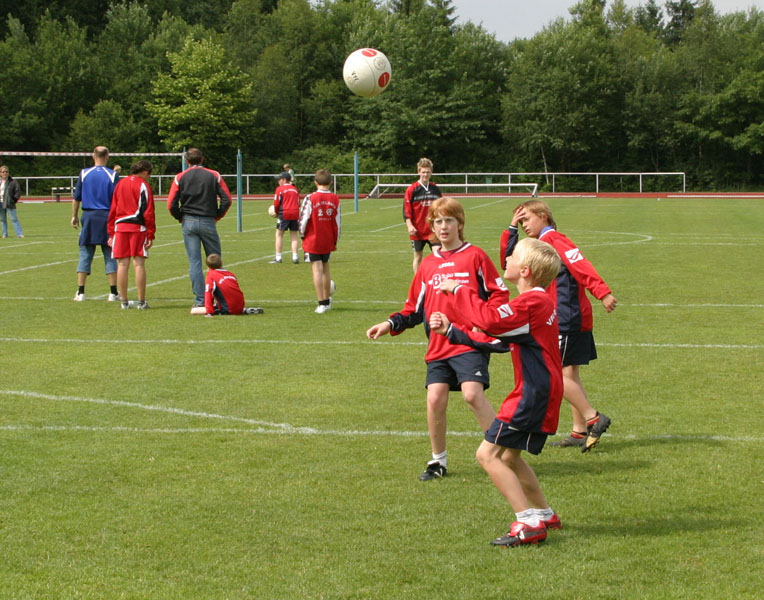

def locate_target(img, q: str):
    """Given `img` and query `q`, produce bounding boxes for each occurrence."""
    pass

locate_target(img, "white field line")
[1,336,762,349]
[2,389,762,443]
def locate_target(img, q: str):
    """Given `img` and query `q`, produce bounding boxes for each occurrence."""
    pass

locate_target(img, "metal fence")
[15,171,687,199]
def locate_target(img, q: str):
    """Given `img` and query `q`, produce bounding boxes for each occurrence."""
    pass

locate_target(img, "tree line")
[0,0,762,190]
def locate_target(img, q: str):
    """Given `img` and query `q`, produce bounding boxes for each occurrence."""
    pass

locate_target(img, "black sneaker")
[549,433,586,448]
[418,461,447,481]
[136,301,150,310]
[243,307,264,314]
[582,412,611,453]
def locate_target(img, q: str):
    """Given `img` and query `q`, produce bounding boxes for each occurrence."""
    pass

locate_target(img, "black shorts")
[276,219,299,231]
[559,330,597,367]
[411,238,441,252]
[425,351,490,391]
[307,252,331,263]
[485,419,548,455]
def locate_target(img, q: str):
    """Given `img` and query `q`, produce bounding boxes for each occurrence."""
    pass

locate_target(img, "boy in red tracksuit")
[431,237,564,547]
[107,160,155,310]
[403,157,442,273]
[367,197,509,481]
[500,200,617,452]
[190,254,264,316]
[269,171,301,264]
[299,169,341,314]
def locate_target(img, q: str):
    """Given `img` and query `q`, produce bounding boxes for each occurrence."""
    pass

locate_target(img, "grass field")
[1,194,762,599]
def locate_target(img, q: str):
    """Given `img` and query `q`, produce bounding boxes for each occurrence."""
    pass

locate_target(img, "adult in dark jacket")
[167,148,232,307]
[0,165,24,238]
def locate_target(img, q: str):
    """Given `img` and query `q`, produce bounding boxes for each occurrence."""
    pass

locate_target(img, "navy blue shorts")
[307,252,331,263]
[276,219,299,231]
[559,330,597,367]
[425,351,490,391]
[411,238,441,252]
[485,419,548,455]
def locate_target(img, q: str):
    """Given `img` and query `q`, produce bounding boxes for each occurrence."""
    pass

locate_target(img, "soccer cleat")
[269,257,282,264]
[73,292,85,302]
[491,521,547,547]
[121,301,130,310]
[418,461,447,481]
[107,293,120,302]
[292,257,299,264]
[582,412,611,453]
[136,301,150,310]
[549,433,586,448]
[542,513,562,530]
[243,307,264,314]
[315,304,329,314]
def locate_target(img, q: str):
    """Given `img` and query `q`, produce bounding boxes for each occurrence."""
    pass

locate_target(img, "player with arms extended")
[500,200,617,452]
[403,157,442,272]
[367,197,509,481]
[430,237,564,547]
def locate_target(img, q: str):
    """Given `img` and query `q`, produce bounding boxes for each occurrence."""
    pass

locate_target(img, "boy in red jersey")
[366,197,509,481]
[269,171,301,264]
[500,200,617,452]
[190,254,264,316]
[403,157,442,272]
[431,237,563,547]
[107,160,155,310]
[299,169,340,314]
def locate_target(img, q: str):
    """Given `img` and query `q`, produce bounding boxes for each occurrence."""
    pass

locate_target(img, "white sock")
[515,509,540,527]
[534,507,554,521]
[292,253,299,260]
[431,450,447,468]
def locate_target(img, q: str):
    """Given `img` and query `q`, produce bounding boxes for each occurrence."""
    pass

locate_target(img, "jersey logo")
[565,247,584,263]
[498,304,514,318]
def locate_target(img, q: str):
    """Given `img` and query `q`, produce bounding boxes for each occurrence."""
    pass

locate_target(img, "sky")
[450,0,764,43]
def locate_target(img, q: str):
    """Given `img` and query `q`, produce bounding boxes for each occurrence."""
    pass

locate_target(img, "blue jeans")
[182,216,221,304]
[1,207,23,237]
[77,244,117,275]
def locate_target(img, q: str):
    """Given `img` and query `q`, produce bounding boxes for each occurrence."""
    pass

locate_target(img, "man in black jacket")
[167,148,232,307]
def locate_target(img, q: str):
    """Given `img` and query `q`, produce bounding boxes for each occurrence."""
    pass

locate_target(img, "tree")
[634,0,663,36]
[664,0,697,45]
[147,36,259,165]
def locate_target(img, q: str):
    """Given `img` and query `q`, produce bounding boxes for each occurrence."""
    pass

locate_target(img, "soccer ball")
[343,48,391,98]
[329,280,336,296]
[268,204,276,218]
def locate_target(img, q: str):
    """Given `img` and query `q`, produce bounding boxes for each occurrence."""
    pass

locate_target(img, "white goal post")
[367,182,538,199]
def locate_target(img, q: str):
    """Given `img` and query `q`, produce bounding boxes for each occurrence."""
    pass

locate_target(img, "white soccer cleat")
[315,304,329,314]
[73,292,85,302]
[107,293,120,302]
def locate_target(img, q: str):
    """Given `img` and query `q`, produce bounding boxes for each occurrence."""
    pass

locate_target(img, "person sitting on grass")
[430,237,564,547]
[190,254,264,316]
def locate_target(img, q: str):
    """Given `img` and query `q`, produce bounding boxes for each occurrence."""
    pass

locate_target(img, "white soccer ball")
[329,280,336,296]
[268,204,276,218]
[343,48,392,98]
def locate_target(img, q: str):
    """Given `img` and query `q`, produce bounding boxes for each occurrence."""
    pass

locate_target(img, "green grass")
[1,194,762,599]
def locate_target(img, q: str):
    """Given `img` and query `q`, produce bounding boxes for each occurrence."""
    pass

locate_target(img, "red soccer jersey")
[387,243,509,362]
[273,183,300,220]
[403,180,442,241]
[500,226,611,333]
[204,268,245,315]
[107,175,155,240]
[446,286,563,434]
[299,189,341,254]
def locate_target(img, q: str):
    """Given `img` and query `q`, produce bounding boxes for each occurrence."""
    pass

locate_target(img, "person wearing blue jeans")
[167,148,232,307]
[182,216,222,304]
[1,166,24,238]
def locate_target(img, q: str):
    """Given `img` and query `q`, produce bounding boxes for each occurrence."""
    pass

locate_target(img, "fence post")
[237,149,243,233]
[354,152,359,213]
